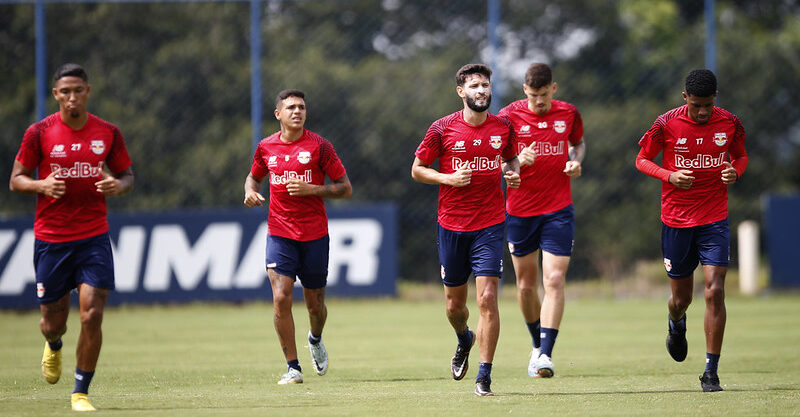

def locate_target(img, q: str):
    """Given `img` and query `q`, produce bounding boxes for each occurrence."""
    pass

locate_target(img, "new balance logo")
[674,153,726,169]
[270,170,312,185]
[49,162,103,178]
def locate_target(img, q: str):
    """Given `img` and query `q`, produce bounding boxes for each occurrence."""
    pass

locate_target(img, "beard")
[70,110,80,118]
[466,94,491,112]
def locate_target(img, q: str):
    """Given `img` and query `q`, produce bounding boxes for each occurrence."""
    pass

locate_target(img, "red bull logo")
[49,162,104,178]
[270,169,313,185]
[451,156,500,171]
[674,152,726,169]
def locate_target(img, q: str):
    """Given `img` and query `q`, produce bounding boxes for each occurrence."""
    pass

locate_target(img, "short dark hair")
[684,69,717,97]
[53,63,88,83]
[455,64,492,86]
[524,63,552,89]
[275,89,305,109]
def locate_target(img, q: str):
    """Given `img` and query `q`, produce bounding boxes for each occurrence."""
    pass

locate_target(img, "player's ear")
[551,82,558,94]
[274,108,281,120]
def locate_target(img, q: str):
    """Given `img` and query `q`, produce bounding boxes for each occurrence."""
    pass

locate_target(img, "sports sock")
[669,315,686,333]
[527,320,541,348]
[539,327,559,357]
[456,328,473,348]
[476,362,492,382]
[308,332,321,345]
[48,339,63,351]
[73,368,94,394]
[705,353,720,373]
[287,359,301,372]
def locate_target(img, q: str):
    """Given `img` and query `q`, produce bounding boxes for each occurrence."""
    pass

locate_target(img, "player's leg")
[266,235,304,384]
[299,235,329,375]
[535,251,569,378]
[697,219,729,392]
[34,238,75,385]
[40,294,70,384]
[471,222,504,396]
[662,223,698,363]
[439,225,475,381]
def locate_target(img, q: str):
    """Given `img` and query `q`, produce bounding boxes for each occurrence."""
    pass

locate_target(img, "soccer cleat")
[277,368,303,385]
[527,347,541,377]
[666,316,688,362]
[308,332,328,376]
[41,342,62,384]
[71,393,96,412]
[450,330,475,381]
[534,354,554,378]
[474,377,494,396]
[700,370,723,392]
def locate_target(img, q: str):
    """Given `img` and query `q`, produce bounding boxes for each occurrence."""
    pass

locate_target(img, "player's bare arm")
[518,142,537,166]
[411,157,471,187]
[95,167,134,196]
[9,160,66,198]
[243,173,266,207]
[564,139,585,177]
[502,156,521,188]
[286,173,353,199]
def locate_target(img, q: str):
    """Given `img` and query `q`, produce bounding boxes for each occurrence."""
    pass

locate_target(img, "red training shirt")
[251,129,347,241]
[636,105,748,228]
[415,110,517,232]
[498,99,584,217]
[15,113,133,243]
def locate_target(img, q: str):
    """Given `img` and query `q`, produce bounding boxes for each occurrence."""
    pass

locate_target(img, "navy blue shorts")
[266,234,329,289]
[506,205,575,257]
[662,219,730,278]
[34,233,115,305]
[437,222,504,287]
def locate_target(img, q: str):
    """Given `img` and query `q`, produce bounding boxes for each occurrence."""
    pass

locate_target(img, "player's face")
[523,82,557,115]
[275,96,306,130]
[683,92,716,124]
[459,74,492,113]
[53,76,90,119]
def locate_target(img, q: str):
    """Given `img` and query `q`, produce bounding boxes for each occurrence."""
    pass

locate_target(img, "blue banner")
[0,205,397,309]
[765,194,800,288]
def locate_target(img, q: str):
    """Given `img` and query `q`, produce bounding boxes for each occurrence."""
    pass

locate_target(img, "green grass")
[1,290,799,416]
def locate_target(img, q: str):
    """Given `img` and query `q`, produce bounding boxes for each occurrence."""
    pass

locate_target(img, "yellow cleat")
[41,342,62,384]
[71,393,96,412]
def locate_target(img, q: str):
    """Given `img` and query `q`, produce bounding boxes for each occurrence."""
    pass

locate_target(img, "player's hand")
[40,170,66,199]
[286,178,315,196]
[95,171,122,195]
[244,191,265,207]
[447,169,472,187]
[721,161,738,185]
[564,160,582,178]
[669,169,695,189]
[504,169,521,188]
[518,142,537,166]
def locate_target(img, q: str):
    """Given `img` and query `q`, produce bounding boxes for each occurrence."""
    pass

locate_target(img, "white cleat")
[527,347,541,377]
[534,354,554,378]
[278,368,303,385]
[308,331,328,376]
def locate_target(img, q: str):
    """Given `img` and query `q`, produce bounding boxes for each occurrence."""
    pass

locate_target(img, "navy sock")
[73,368,94,394]
[287,359,301,372]
[669,315,686,333]
[48,339,63,351]
[456,328,473,348]
[705,353,720,373]
[527,320,541,348]
[476,362,492,382]
[308,332,321,345]
[539,327,559,357]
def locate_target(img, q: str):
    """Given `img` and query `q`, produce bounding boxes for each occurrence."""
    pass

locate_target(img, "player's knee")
[704,284,725,305]
[517,285,537,299]
[673,293,693,310]
[476,292,498,312]
[542,273,565,292]
[306,302,325,317]
[80,307,103,328]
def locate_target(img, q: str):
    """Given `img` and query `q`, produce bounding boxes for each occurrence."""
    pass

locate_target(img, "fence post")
[738,220,759,295]
[250,0,263,155]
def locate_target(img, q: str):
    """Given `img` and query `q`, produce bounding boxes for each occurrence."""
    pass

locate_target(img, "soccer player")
[497,63,585,378]
[411,64,520,396]
[635,69,747,392]
[9,63,134,412]
[243,89,352,385]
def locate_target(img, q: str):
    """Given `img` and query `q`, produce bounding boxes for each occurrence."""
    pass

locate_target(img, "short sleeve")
[415,121,444,165]
[250,141,269,178]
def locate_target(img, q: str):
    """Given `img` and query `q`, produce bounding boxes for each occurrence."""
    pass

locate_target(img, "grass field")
[1,286,799,416]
